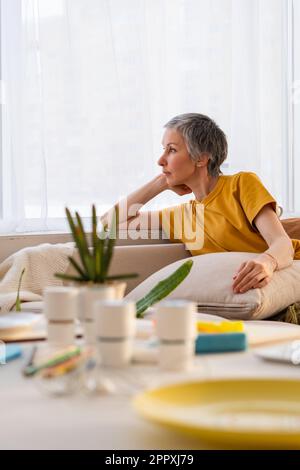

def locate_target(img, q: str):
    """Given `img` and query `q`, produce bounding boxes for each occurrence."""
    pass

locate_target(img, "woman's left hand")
[232,254,277,294]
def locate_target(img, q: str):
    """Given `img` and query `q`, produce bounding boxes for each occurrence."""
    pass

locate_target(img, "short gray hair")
[164,113,228,177]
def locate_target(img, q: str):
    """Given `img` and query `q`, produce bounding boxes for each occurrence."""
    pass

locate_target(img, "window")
[294,0,300,213]
[0,0,299,234]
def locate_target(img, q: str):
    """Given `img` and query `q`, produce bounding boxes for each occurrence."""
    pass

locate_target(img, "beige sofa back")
[65,243,189,294]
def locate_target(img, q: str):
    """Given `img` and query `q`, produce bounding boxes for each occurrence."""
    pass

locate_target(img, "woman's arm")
[232,204,294,293]
[100,174,168,230]
[254,206,294,269]
[100,174,192,231]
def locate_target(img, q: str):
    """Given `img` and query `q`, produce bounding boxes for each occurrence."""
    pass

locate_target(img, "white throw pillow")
[125,252,300,320]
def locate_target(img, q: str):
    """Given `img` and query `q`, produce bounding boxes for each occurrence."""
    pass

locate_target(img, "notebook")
[0,313,44,342]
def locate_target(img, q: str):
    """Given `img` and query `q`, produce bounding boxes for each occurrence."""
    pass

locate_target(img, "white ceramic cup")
[94,300,136,338]
[44,287,78,345]
[155,300,197,341]
[47,322,76,345]
[155,300,197,371]
[96,340,134,368]
[159,340,195,371]
[44,286,78,321]
[94,300,136,367]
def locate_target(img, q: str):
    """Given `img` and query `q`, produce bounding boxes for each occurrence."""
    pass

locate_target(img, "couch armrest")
[65,243,189,294]
[281,218,300,240]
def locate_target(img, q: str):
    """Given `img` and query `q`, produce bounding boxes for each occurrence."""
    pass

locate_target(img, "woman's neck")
[187,173,220,202]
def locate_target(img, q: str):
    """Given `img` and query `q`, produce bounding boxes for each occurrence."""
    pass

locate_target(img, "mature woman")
[102,113,300,294]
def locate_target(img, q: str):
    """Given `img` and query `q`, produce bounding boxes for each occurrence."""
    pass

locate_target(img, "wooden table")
[2,327,300,450]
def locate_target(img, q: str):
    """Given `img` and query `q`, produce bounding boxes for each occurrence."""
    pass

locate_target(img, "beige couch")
[65,242,190,296]
[1,216,299,315]
[64,216,300,297]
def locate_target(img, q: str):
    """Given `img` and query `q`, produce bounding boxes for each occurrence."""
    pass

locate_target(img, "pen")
[23,346,82,377]
[41,347,94,378]
[41,355,85,378]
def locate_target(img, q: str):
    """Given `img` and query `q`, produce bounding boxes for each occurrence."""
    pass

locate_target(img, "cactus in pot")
[55,205,138,295]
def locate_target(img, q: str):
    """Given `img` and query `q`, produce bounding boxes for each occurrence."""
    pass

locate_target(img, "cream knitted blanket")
[0,242,75,314]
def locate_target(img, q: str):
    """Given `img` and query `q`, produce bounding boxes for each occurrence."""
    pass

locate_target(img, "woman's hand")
[232,254,277,294]
[169,184,192,196]
[160,174,192,196]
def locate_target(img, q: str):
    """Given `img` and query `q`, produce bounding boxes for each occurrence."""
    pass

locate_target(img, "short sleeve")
[238,172,278,227]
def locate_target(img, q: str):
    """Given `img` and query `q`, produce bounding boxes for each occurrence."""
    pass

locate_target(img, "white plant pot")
[78,282,127,344]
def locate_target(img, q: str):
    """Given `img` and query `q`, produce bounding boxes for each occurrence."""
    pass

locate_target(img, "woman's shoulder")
[222,171,262,188]
[224,171,260,180]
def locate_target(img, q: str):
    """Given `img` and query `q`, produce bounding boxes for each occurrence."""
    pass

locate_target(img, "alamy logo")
[160,203,205,251]
[103,201,205,251]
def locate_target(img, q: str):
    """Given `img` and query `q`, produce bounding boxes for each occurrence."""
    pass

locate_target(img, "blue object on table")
[3,344,22,362]
[195,332,247,354]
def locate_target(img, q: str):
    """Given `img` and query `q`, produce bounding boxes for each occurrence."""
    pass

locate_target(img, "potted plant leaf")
[14,268,26,312]
[135,259,193,318]
[55,204,138,297]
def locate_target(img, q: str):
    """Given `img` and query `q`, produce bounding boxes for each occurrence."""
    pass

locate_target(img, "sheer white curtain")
[294,0,300,213]
[0,0,295,233]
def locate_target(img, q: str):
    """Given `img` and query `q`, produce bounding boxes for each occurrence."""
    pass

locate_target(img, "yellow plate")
[133,378,300,449]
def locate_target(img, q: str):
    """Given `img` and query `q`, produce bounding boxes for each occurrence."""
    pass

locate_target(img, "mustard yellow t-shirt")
[160,172,300,259]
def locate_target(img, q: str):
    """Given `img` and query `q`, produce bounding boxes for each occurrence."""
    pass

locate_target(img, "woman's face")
[158,128,196,185]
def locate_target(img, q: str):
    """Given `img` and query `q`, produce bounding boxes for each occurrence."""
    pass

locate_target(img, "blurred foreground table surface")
[2,334,300,450]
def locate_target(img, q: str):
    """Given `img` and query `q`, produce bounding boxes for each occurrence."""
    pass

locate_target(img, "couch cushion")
[65,243,189,295]
[125,252,300,320]
[281,218,300,240]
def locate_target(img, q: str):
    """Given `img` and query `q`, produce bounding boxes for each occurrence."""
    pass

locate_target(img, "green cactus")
[55,205,138,284]
[136,260,193,318]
